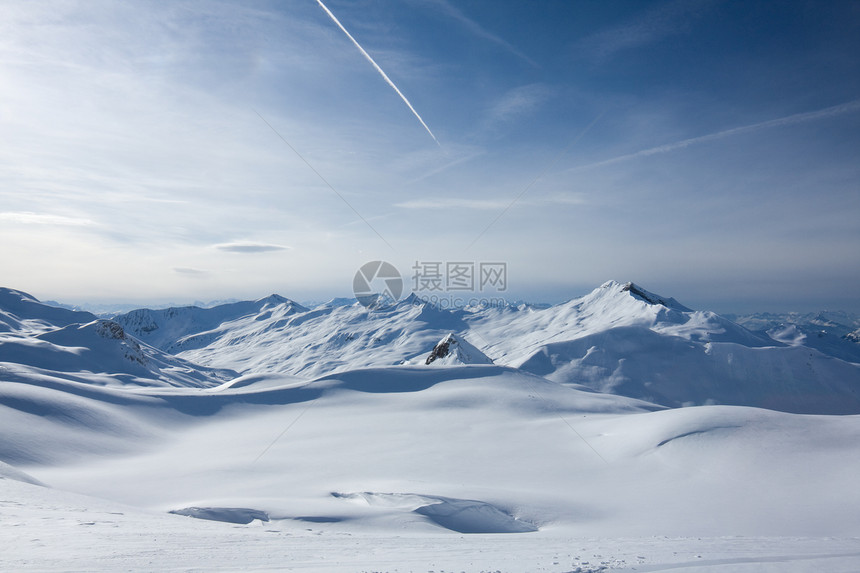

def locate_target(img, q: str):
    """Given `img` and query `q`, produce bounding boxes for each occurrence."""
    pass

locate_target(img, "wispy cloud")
[395,193,586,210]
[315,0,439,145]
[484,83,553,128]
[213,242,290,253]
[569,99,860,172]
[424,0,537,67]
[579,0,716,61]
[395,198,509,210]
[409,150,487,183]
[0,212,95,227]
[173,267,209,276]
[465,112,604,250]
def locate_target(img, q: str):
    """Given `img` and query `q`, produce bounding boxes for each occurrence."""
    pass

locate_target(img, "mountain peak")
[258,294,287,304]
[598,280,691,312]
[399,293,423,306]
[424,333,493,366]
[0,287,39,304]
[255,294,308,312]
[0,286,97,328]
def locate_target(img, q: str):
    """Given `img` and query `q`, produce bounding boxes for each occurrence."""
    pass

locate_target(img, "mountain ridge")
[2,280,859,413]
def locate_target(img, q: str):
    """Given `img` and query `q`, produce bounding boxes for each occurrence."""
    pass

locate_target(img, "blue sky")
[1,1,859,312]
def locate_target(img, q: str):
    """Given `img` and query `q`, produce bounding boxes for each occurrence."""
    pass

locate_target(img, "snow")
[4,475,859,572]
[2,283,860,570]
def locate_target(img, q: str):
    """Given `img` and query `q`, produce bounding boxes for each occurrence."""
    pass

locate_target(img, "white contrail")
[315,0,440,146]
[570,98,860,172]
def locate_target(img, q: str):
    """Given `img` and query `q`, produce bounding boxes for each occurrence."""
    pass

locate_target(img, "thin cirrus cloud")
[213,242,291,254]
[173,267,209,277]
[423,0,537,67]
[409,150,487,183]
[568,99,860,173]
[484,84,554,129]
[579,0,716,61]
[0,212,96,227]
[395,193,586,210]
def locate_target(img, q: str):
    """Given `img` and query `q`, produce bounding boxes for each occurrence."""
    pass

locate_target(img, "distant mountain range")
[3,281,859,413]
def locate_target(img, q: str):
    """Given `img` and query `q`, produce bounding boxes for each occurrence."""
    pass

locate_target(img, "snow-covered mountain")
[0,289,234,388]
[483,281,860,414]
[0,287,96,333]
[114,295,308,353]
[7,281,859,411]
[134,294,467,377]
[102,280,860,413]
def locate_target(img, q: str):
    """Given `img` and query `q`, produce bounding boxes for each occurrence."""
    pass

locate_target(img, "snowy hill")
[0,290,234,388]
[3,363,860,571]
[139,295,468,377]
[478,281,860,413]
[0,287,96,333]
[470,281,775,363]
[114,295,308,353]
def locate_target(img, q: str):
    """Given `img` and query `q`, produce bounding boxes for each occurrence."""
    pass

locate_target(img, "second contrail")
[569,98,860,172]
[315,0,440,146]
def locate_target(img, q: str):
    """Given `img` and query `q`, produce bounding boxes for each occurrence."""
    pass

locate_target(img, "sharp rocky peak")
[424,333,493,366]
[599,280,692,312]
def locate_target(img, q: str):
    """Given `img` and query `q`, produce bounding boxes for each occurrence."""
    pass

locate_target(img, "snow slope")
[3,364,860,570]
[5,476,860,572]
[6,364,860,537]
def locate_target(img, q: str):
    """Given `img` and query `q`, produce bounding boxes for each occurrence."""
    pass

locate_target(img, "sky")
[1,0,859,313]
